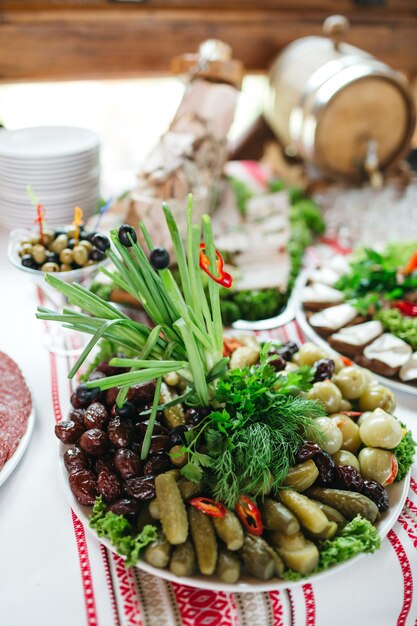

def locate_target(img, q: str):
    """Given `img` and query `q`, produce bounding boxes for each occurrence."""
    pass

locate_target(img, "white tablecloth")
[1,224,417,626]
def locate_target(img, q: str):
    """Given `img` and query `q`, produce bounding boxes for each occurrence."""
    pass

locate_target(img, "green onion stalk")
[36,195,230,458]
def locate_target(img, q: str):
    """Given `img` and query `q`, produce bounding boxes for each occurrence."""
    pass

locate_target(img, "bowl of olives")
[8,226,110,286]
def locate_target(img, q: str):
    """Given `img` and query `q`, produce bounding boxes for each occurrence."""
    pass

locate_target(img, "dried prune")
[295,441,321,463]
[362,479,389,512]
[84,402,109,430]
[94,451,115,475]
[88,371,106,383]
[55,420,85,444]
[313,450,336,486]
[97,470,122,503]
[107,417,134,448]
[337,465,364,492]
[64,445,90,474]
[96,357,129,377]
[114,448,142,479]
[144,454,171,476]
[79,429,109,456]
[169,425,188,446]
[68,408,86,427]
[268,352,286,372]
[127,381,156,405]
[105,387,119,408]
[70,392,89,410]
[277,341,298,361]
[149,435,170,454]
[125,475,156,500]
[109,498,140,521]
[313,359,335,382]
[69,470,98,505]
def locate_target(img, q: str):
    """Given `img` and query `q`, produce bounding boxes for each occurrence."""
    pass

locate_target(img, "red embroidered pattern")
[112,554,143,626]
[387,530,413,626]
[71,510,100,626]
[100,545,121,626]
[170,584,235,626]
[269,590,284,626]
[302,584,316,626]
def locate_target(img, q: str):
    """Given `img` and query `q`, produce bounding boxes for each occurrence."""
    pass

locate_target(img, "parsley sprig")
[181,348,326,507]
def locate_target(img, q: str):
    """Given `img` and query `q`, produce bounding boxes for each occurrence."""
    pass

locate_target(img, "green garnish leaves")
[275,365,314,394]
[318,515,381,570]
[393,421,416,481]
[89,496,158,568]
[282,515,381,581]
[375,308,417,351]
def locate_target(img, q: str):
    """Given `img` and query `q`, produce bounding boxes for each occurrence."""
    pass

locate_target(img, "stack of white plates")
[0,126,100,230]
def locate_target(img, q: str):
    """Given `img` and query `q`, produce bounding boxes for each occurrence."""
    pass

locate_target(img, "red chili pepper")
[394,301,417,318]
[222,337,243,357]
[199,243,233,289]
[340,356,353,367]
[189,497,227,518]
[340,411,362,418]
[401,251,417,275]
[235,495,263,536]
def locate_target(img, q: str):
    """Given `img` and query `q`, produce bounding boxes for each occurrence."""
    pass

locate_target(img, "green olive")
[28,232,41,245]
[41,262,60,272]
[333,367,368,400]
[42,229,55,246]
[307,381,342,413]
[358,447,397,486]
[338,399,352,412]
[332,450,360,471]
[357,411,373,426]
[19,243,33,257]
[297,342,328,367]
[86,259,96,266]
[359,408,403,449]
[314,417,343,454]
[60,248,74,265]
[333,356,347,374]
[329,414,361,453]
[49,234,69,254]
[32,244,47,265]
[60,263,73,272]
[73,245,89,266]
[79,240,93,252]
[358,383,396,413]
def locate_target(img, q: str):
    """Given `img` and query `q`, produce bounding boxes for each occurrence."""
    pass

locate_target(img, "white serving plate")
[0,127,99,159]
[58,438,410,592]
[296,306,417,397]
[0,404,35,488]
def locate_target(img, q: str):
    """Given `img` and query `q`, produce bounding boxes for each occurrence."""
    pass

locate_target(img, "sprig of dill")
[181,351,326,507]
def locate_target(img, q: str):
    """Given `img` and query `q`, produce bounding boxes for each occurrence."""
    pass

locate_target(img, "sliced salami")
[0,352,32,470]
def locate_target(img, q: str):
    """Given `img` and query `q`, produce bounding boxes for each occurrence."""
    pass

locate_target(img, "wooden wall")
[1,1,416,82]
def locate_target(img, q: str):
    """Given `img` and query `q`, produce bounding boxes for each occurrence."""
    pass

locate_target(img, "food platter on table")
[0,352,35,487]
[58,441,410,592]
[38,201,416,594]
[296,307,417,398]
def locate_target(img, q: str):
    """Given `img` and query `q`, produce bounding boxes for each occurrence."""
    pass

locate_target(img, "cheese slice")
[363,333,412,368]
[308,267,340,286]
[302,283,344,304]
[310,303,358,331]
[327,255,351,276]
[331,320,383,346]
[399,353,417,382]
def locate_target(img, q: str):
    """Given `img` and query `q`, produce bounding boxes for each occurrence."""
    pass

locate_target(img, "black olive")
[85,231,98,243]
[150,247,170,270]
[68,238,76,249]
[115,401,137,420]
[169,425,188,446]
[78,228,88,240]
[93,233,111,252]
[277,342,299,361]
[45,251,60,264]
[90,248,105,262]
[76,383,101,404]
[21,254,37,269]
[118,224,137,247]
[53,229,67,238]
